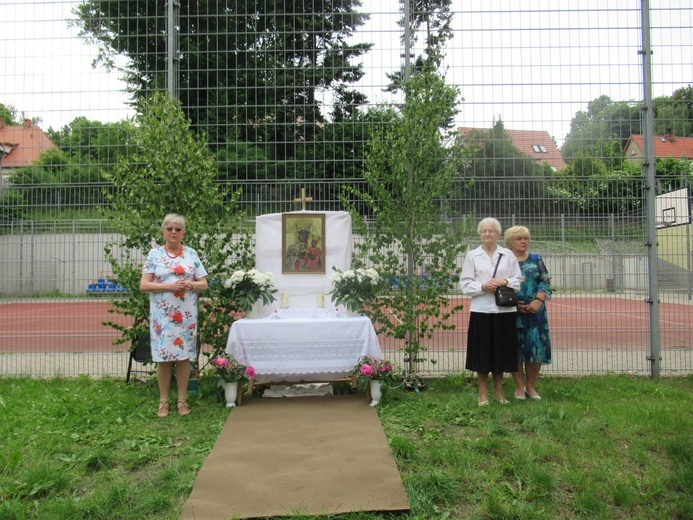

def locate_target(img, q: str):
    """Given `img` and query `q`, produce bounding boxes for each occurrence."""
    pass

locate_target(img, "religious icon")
[282,213,326,274]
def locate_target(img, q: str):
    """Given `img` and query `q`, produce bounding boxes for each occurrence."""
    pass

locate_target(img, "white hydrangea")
[224,269,275,289]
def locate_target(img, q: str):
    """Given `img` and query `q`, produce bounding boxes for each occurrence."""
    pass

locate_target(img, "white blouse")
[460,245,522,313]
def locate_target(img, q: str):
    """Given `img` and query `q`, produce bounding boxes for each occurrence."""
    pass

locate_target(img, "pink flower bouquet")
[211,354,255,382]
[353,356,395,382]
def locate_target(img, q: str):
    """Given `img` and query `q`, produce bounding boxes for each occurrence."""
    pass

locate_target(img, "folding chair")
[126,333,152,383]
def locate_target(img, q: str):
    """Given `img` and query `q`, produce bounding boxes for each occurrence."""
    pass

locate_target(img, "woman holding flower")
[140,214,208,418]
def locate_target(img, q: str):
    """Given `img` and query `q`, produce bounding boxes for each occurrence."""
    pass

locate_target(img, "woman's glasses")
[165,227,183,232]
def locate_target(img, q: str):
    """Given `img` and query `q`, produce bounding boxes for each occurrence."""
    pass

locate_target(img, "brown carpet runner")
[180,394,410,519]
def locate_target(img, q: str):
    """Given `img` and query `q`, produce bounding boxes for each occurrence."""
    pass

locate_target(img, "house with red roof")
[458,127,566,171]
[0,119,58,184]
[624,132,693,161]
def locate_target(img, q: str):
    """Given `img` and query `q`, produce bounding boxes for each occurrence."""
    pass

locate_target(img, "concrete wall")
[0,232,660,297]
[0,233,143,296]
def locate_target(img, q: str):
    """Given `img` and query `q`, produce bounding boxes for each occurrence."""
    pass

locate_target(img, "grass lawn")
[0,374,691,519]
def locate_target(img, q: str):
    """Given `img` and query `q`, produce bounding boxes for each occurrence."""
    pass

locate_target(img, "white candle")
[317,292,324,308]
[281,291,290,308]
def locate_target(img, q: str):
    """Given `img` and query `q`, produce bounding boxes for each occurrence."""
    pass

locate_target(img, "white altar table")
[225,309,382,389]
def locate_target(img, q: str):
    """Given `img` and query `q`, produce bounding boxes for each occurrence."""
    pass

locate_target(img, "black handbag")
[491,254,519,307]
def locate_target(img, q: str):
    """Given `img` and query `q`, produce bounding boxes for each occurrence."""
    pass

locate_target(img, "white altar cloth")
[225,309,382,384]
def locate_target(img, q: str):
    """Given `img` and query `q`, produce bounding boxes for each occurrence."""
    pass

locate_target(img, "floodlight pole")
[640,0,661,378]
[403,0,411,83]
[167,1,180,99]
[402,0,416,375]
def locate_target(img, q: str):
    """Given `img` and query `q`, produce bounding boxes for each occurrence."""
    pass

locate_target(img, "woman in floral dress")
[140,214,208,417]
[505,226,552,400]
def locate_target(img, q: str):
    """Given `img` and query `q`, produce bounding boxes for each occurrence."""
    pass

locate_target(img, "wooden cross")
[294,187,313,210]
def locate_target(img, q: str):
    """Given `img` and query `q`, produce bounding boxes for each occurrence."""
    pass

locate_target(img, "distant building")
[0,119,58,184]
[458,127,566,171]
[624,132,693,162]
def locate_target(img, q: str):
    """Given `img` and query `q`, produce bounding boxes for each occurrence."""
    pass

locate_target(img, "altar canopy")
[255,210,352,314]
[226,210,382,384]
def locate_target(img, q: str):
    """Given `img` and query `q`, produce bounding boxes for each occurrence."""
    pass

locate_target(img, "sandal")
[157,400,170,418]
[177,400,191,416]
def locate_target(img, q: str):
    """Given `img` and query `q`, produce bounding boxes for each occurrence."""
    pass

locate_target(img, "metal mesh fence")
[1,1,692,378]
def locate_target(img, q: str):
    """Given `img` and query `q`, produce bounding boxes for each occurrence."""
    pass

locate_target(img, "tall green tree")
[8,148,105,209]
[386,0,454,93]
[252,0,372,161]
[458,119,554,217]
[48,117,133,168]
[0,102,18,125]
[561,95,641,161]
[654,85,693,137]
[344,62,468,377]
[101,91,254,361]
[546,158,644,214]
[562,89,693,161]
[73,0,372,160]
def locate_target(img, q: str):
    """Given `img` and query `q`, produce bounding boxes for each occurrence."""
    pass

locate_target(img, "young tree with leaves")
[344,62,469,378]
[101,92,254,366]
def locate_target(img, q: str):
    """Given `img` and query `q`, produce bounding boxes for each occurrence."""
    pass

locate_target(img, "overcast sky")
[2,0,691,146]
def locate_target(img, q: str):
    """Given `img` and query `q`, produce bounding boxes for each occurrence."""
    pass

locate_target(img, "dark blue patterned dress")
[516,252,552,364]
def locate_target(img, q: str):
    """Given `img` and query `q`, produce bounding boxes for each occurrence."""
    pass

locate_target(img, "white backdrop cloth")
[254,210,352,313]
[226,309,382,384]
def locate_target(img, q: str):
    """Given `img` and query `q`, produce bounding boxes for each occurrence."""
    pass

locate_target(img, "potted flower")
[210,354,256,407]
[328,267,380,314]
[353,355,395,406]
[223,268,277,316]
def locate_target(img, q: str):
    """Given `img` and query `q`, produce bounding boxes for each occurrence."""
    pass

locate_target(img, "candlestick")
[280,291,290,309]
[316,292,324,308]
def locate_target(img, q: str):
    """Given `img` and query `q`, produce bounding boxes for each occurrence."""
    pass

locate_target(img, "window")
[532,144,547,153]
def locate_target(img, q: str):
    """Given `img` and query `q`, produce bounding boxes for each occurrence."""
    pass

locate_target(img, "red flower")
[170,311,183,323]
[173,336,184,347]
[174,290,185,298]
[173,265,185,276]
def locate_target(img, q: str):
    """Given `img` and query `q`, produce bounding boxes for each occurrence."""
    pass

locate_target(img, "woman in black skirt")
[460,217,522,406]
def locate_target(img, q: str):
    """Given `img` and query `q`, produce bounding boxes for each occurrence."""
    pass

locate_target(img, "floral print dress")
[516,252,552,364]
[143,246,208,362]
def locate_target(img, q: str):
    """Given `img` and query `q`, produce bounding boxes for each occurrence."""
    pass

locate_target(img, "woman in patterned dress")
[140,214,208,417]
[505,226,552,400]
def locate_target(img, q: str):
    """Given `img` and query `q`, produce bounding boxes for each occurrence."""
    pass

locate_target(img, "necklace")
[164,246,183,259]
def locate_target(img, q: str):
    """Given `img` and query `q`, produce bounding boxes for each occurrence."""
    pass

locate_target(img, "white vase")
[223,381,238,408]
[344,307,360,317]
[369,379,382,406]
[245,302,259,319]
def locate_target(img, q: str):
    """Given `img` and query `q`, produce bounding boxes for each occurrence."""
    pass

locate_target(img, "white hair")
[161,213,186,231]
[477,217,501,235]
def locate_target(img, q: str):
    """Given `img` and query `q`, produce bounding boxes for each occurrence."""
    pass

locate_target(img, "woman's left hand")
[526,299,543,314]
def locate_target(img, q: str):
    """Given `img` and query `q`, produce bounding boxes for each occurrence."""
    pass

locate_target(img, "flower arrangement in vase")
[328,267,380,313]
[353,356,395,407]
[210,354,256,383]
[223,268,277,313]
[210,354,256,407]
[353,355,394,382]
